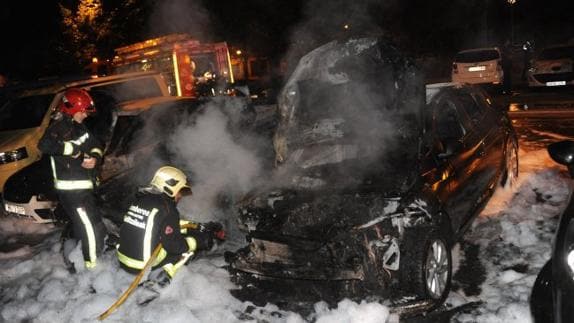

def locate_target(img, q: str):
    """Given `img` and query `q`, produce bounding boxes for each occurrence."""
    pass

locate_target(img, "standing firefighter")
[38,88,106,269]
[117,166,225,288]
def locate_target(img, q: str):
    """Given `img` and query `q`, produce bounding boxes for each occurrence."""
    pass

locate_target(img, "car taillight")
[452,63,458,74]
[0,147,28,164]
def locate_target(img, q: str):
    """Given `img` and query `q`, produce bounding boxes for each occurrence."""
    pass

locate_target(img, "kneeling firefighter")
[116,166,225,286]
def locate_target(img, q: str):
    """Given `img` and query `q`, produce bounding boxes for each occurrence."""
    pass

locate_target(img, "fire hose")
[98,222,222,320]
[97,243,162,321]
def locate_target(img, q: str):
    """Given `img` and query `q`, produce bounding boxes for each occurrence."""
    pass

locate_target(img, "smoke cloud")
[147,0,213,41]
[283,0,383,74]
[168,99,265,221]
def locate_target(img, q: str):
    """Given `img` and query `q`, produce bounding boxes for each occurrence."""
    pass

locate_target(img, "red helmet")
[59,88,95,116]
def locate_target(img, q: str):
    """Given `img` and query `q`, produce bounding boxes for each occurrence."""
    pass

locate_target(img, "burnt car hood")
[232,37,428,283]
[273,37,424,192]
[242,37,425,234]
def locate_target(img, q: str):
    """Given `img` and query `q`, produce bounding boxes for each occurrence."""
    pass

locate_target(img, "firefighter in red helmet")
[38,88,106,270]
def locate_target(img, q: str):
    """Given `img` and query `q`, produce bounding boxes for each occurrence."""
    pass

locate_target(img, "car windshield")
[538,46,574,60]
[455,49,500,63]
[276,38,423,192]
[0,94,54,131]
[89,77,163,103]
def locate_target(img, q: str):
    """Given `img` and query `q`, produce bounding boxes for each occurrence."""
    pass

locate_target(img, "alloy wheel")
[425,239,450,299]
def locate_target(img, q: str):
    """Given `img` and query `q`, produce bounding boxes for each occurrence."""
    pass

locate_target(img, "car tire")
[399,227,452,305]
[501,137,519,188]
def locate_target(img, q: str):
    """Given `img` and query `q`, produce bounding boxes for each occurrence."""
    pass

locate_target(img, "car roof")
[10,71,163,97]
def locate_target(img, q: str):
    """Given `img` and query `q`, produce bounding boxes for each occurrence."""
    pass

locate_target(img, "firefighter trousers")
[58,189,106,268]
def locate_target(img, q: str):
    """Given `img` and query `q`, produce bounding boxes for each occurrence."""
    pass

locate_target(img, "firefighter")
[117,166,224,287]
[38,88,106,270]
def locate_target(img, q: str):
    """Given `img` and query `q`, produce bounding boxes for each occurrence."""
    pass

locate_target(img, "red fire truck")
[112,34,234,97]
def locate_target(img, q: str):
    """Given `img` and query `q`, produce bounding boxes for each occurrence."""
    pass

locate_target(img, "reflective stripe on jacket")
[117,191,191,271]
[38,116,103,190]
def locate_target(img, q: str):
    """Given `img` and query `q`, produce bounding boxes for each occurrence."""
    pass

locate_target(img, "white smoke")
[147,0,213,41]
[168,100,264,221]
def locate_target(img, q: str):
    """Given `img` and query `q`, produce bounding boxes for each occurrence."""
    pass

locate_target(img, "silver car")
[528,44,574,87]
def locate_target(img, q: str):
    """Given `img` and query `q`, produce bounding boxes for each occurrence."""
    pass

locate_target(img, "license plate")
[469,66,486,72]
[5,203,26,215]
[546,81,566,86]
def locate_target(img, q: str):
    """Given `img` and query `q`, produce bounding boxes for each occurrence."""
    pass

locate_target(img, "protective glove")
[147,268,171,288]
[201,222,226,242]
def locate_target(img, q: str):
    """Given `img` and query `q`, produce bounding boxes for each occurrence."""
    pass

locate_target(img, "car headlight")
[0,147,28,164]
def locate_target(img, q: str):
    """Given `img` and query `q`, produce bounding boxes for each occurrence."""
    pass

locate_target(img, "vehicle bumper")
[452,73,502,85]
[230,237,365,281]
[528,73,574,87]
[3,195,57,223]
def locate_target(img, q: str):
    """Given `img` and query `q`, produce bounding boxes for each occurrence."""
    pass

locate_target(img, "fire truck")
[112,34,234,97]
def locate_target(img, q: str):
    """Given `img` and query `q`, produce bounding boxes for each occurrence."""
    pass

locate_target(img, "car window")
[106,115,143,156]
[83,90,118,148]
[538,46,574,60]
[0,94,54,131]
[470,90,492,112]
[435,101,466,142]
[88,77,163,103]
[455,92,483,123]
[455,49,500,63]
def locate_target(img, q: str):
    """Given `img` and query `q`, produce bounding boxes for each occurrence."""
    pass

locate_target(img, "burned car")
[227,38,519,312]
[530,141,574,323]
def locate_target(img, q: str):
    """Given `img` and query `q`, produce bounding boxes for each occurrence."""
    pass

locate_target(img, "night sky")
[0,0,572,82]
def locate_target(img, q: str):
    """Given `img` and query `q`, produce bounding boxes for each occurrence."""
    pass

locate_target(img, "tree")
[60,0,112,64]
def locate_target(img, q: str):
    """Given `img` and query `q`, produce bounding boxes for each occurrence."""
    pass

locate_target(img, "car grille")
[532,72,574,83]
[0,147,28,164]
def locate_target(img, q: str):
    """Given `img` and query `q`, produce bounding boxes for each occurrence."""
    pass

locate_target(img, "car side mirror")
[437,138,463,159]
[548,140,574,178]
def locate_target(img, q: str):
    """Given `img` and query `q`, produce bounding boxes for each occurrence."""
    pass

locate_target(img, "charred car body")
[227,38,519,312]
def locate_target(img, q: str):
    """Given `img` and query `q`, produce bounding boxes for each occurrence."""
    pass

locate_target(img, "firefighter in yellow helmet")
[117,166,225,287]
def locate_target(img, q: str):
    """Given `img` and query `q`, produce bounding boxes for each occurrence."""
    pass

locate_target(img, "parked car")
[0,71,171,198]
[452,47,506,87]
[527,44,574,87]
[530,140,574,323]
[0,71,200,223]
[227,38,519,314]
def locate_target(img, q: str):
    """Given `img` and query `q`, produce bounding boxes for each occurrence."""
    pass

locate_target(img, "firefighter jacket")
[38,116,103,191]
[117,190,195,275]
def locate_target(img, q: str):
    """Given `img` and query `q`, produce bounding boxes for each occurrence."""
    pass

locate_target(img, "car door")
[468,88,506,190]
[430,90,489,233]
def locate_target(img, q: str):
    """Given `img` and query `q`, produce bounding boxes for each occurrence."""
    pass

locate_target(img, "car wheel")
[400,228,452,305]
[501,137,519,188]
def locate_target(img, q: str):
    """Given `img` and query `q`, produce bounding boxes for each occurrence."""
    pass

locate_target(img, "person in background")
[117,166,225,288]
[38,88,106,270]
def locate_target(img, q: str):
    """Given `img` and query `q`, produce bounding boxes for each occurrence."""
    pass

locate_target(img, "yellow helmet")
[150,166,191,198]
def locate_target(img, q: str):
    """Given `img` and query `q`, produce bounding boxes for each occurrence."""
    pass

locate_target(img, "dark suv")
[227,37,519,313]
